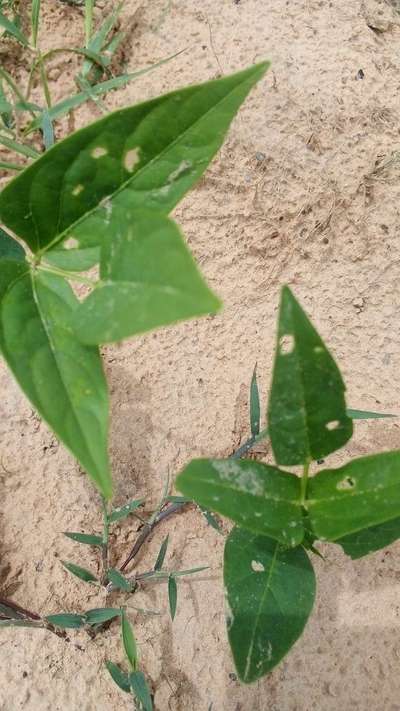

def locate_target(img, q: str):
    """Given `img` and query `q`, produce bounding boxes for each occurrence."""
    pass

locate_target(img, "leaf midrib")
[243,540,279,681]
[40,67,262,255]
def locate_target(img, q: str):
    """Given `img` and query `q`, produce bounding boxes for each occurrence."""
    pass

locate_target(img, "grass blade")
[347,408,397,420]
[31,0,40,47]
[25,51,185,134]
[45,613,85,629]
[129,671,153,711]
[108,498,144,523]
[168,575,177,621]
[61,560,97,583]
[0,619,43,628]
[63,531,103,546]
[85,0,94,47]
[105,661,131,693]
[121,611,138,671]
[0,160,22,171]
[250,364,260,437]
[200,507,223,533]
[85,608,121,625]
[154,535,169,571]
[107,568,132,592]
[0,11,28,46]
[0,134,39,159]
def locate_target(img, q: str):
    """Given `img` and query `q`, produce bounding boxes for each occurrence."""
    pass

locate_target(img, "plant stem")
[85,0,94,47]
[300,458,311,506]
[101,498,109,584]
[38,54,52,108]
[0,595,41,621]
[119,429,269,572]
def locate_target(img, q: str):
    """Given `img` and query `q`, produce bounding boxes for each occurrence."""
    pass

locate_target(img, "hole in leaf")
[326,420,340,430]
[91,146,108,159]
[279,334,295,355]
[124,147,140,173]
[337,476,356,490]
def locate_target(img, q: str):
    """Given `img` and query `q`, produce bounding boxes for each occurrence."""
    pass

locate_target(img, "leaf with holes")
[224,526,316,683]
[73,209,220,344]
[0,62,269,253]
[176,458,304,546]
[0,267,111,498]
[336,517,400,559]
[267,287,353,466]
[307,451,400,541]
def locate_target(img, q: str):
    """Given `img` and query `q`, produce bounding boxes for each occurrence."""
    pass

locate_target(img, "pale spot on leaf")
[72,184,84,196]
[65,237,78,249]
[251,560,265,572]
[91,146,108,159]
[279,334,295,355]
[124,147,141,173]
[326,420,340,430]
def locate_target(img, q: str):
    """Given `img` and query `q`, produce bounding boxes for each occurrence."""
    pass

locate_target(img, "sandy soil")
[1,0,400,709]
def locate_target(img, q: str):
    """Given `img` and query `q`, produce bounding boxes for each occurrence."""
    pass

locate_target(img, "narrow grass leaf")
[108,499,144,523]
[129,671,153,711]
[121,611,138,671]
[31,0,40,47]
[200,507,223,533]
[45,613,85,629]
[224,527,316,683]
[0,619,42,628]
[249,364,260,437]
[40,109,54,149]
[85,608,121,625]
[107,568,132,592]
[154,535,169,571]
[105,661,130,693]
[0,134,39,159]
[347,408,397,420]
[168,576,177,621]
[172,566,209,578]
[63,532,103,546]
[0,11,28,46]
[61,560,97,583]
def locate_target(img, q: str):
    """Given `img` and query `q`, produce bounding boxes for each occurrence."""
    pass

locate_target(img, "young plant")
[177,286,400,683]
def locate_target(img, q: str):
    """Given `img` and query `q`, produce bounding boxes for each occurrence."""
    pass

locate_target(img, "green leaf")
[336,517,400,559]
[200,507,223,533]
[85,608,121,624]
[31,0,40,47]
[307,451,400,541]
[176,458,304,546]
[107,568,132,592]
[0,227,25,261]
[121,611,138,671]
[154,535,169,571]
[61,560,97,583]
[0,133,39,159]
[347,408,396,420]
[172,566,209,577]
[0,603,25,619]
[75,207,220,344]
[105,661,131,693]
[45,613,85,629]
[108,498,144,523]
[0,268,112,498]
[249,365,260,437]
[224,527,316,683]
[168,576,177,621]
[129,671,153,711]
[166,495,191,504]
[63,532,103,546]
[0,62,269,253]
[44,247,100,272]
[73,208,220,345]
[267,287,353,465]
[0,11,28,46]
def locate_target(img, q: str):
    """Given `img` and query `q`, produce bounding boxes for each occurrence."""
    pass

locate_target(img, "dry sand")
[1,0,400,709]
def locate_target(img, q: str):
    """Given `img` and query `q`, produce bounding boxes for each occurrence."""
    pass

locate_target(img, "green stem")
[0,67,36,119]
[101,498,109,584]
[300,458,311,506]
[38,54,52,108]
[85,0,94,47]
